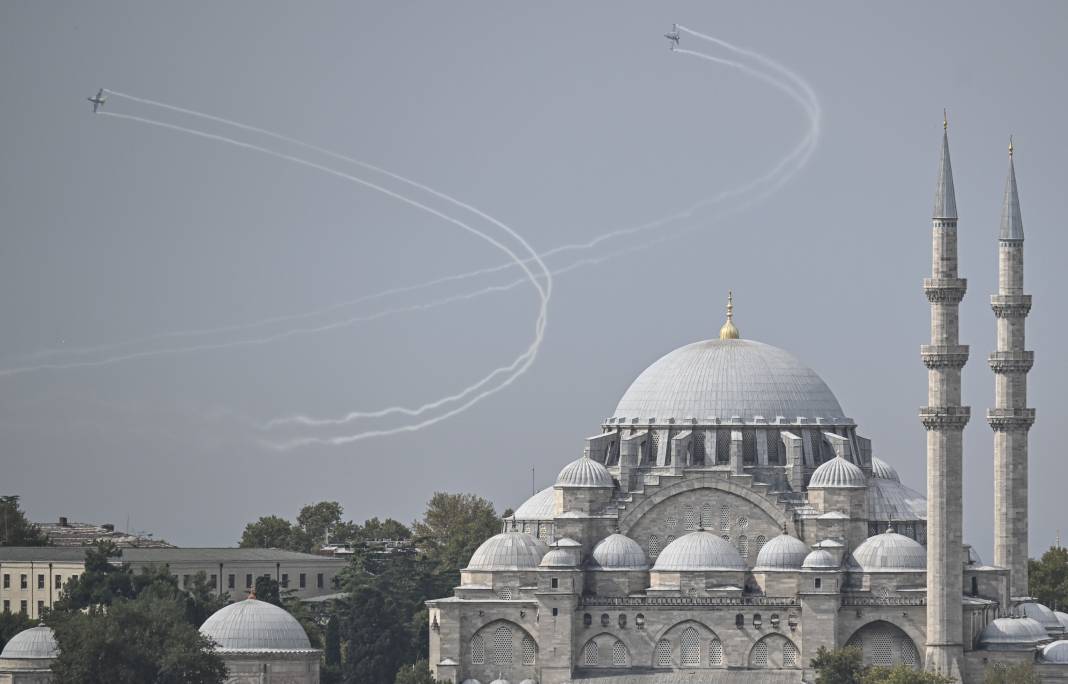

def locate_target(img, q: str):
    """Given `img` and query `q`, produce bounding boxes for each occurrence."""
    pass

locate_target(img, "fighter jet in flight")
[87,89,107,113]
[664,24,680,49]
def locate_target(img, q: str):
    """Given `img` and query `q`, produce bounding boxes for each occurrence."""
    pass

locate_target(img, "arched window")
[521,635,536,665]
[871,631,893,666]
[901,637,919,668]
[666,534,676,545]
[709,638,724,666]
[738,535,749,559]
[582,639,599,666]
[735,613,745,628]
[752,641,769,667]
[783,640,798,667]
[583,613,592,627]
[755,535,767,557]
[601,613,610,627]
[719,505,730,530]
[635,613,645,631]
[655,639,672,668]
[680,627,701,666]
[618,614,627,629]
[701,503,714,528]
[649,535,661,557]
[490,626,512,665]
[611,639,628,666]
[846,621,920,669]
[470,634,485,665]
[683,505,697,530]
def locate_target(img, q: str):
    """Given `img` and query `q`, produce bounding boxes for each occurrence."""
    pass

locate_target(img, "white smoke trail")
[51,112,554,428]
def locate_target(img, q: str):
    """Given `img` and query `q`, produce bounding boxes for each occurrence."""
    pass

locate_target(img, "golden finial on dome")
[719,290,740,339]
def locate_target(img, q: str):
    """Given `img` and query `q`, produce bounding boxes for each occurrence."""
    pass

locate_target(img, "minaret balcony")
[924,278,967,303]
[919,406,971,430]
[921,345,970,369]
[986,408,1036,431]
[990,294,1032,317]
[988,351,1034,373]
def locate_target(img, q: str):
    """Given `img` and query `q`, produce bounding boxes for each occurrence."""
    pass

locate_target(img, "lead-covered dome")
[802,549,839,570]
[849,529,926,572]
[590,533,649,570]
[1018,601,1064,636]
[1044,640,1068,663]
[652,531,746,571]
[555,456,613,488]
[980,617,1050,649]
[512,486,555,520]
[0,625,58,659]
[466,531,548,571]
[612,339,846,424]
[754,533,810,571]
[200,598,313,651]
[809,456,866,489]
[871,456,901,482]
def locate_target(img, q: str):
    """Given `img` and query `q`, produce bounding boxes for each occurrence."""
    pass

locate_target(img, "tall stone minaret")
[989,138,1035,600]
[921,116,969,679]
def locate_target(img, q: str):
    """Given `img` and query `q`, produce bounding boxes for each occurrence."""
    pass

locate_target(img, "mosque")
[426,127,1067,683]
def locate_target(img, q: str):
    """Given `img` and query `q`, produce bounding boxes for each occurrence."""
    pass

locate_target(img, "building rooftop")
[35,517,174,548]
[0,547,347,563]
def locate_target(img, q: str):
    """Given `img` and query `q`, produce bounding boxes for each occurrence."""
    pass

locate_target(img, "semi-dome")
[612,338,847,424]
[200,598,313,651]
[753,533,810,571]
[809,456,866,489]
[590,533,649,570]
[555,456,613,488]
[867,478,927,521]
[1055,611,1068,632]
[871,456,901,482]
[512,486,555,520]
[652,531,746,571]
[1018,601,1064,635]
[802,549,839,570]
[849,529,926,572]
[0,625,58,659]
[466,531,548,571]
[1044,640,1068,663]
[980,617,1050,649]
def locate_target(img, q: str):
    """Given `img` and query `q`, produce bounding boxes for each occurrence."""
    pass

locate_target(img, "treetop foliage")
[0,495,49,546]
[1029,544,1068,611]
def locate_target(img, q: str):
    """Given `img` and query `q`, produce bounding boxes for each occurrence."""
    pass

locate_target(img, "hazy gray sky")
[1,2,1065,560]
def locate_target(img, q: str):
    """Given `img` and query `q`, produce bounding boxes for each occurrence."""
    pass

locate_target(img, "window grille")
[722,535,730,543]
[498,588,512,600]
[655,639,672,667]
[470,635,485,664]
[683,505,697,530]
[651,431,661,461]
[583,639,599,666]
[602,640,621,666]
[766,430,782,464]
[737,515,749,529]
[755,535,767,557]
[701,504,714,529]
[649,535,661,557]
[783,641,798,667]
[742,429,757,464]
[491,626,513,665]
[901,637,919,668]
[693,431,706,463]
[738,535,749,559]
[752,641,769,667]
[521,636,536,665]
[681,628,701,666]
[719,505,730,530]
[709,638,723,666]
[666,535,676,545]
[716,429,731,463]
[871,631,893,666]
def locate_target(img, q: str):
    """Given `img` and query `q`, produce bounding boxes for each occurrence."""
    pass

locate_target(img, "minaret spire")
[920,118,969,679]
[989,139,1034,599]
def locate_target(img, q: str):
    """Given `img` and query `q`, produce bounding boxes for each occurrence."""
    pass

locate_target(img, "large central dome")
[612,338,846,424]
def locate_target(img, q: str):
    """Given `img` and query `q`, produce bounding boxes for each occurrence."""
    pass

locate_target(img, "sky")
[0,2,1066,561]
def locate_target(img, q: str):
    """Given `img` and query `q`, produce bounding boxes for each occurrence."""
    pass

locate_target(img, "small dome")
[980,617,1049,648]
[519,680,538,684]
[1054,611,1068,632]
[1018,601,1064,635]
[540,548,577,568]
[512,486,555,520]
[802,549,839,570]
[867,478,927,522]
[0,625,58,659]
[490,679,510,684]
[809,456,866,488]
[870,456,901,482]
[753,533,810,571]
[1044,640,1068,663]
[590,533,649,570]
[849,530,926,571]
[200,598,312,651]
[653,531,746,572]
[466,531,548,571]
[461,680,482,684]
[555,456,614,488]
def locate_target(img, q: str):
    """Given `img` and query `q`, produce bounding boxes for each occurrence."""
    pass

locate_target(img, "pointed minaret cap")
[719,291,740,340]
[1000,136,1024,241]
[933,111,958,219]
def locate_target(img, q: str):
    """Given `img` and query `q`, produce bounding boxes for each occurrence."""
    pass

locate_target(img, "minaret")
[920,114,969,679]
[989,138,1035,599]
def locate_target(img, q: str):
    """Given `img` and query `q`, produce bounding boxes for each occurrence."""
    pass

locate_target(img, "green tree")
[325,614,342,666]
[357,517,411,542]
[394,659,446,684]
[810,645,864,684]
[254,575,282,606]
[0,611,36,652]
[344,586,409,684]
[983,661,1041,684]
[56,541,139,610]
[239,515,296,549]
[411,492,498,579]
[297,501,345,548]
[45,594,226,684]
[861,665,952,684]
[1029,545,1068,610]
[0,496,49,546]
[179,571,230,627]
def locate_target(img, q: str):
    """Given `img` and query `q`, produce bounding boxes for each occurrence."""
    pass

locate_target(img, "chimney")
[58,516,68,527]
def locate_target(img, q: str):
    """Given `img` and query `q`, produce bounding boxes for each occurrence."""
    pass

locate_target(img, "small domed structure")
[753,533,810,571]
[590,533,649,570]
[200,597,320,683]
[802,549,839,570]
[809,456,866,489]
[1044,640,1068,663]
[870,456,901,483]
[979,617,1050,650]
[466,531,548,571]
[1055,611,1068,632]
[555,456,613,488]
[849,529,926,571]
[512,486,555,520]
[653,531,746,571]
[1018,601,1065,636]
[0,625,58,660]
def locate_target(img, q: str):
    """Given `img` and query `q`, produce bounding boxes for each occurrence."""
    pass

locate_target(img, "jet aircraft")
[664,24,680,49]
[87,89,107,113]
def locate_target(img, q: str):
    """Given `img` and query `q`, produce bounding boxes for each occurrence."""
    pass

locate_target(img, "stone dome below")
[611,338,848,425]
[465,532,548,571]
[652,531,746,572]
[849,530,926,572]
[590,533,649,570]
[556,456,614,488]
[809,456,866,489]
[199,598,313,651]
[0,626,58,659]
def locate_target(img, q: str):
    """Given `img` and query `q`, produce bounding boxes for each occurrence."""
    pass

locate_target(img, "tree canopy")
[1030,544,1068,611]
[0,495,49,546]
[411,492,500,579]
[810,647,953,684]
